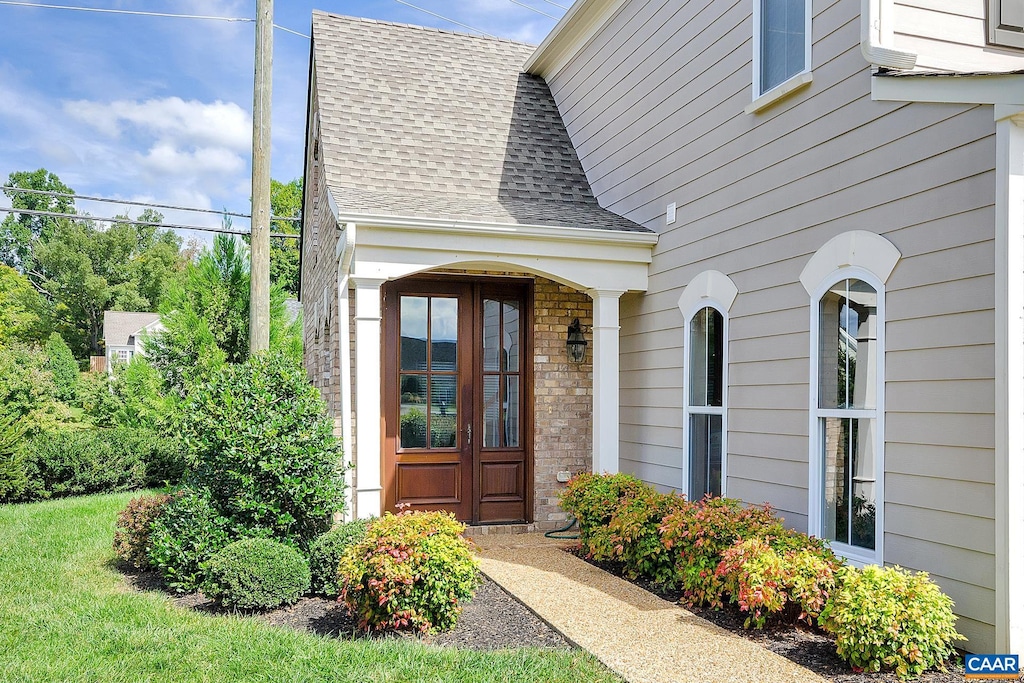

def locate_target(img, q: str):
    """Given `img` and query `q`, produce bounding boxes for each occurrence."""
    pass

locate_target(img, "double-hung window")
[755,0,811,96]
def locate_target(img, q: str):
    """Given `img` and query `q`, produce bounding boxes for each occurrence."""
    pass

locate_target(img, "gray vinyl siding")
[892,0,1024,71]
[547,0,997,650]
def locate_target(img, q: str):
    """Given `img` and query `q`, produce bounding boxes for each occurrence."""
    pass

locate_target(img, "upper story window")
[989,0,1024,49]
[755,0,811,95]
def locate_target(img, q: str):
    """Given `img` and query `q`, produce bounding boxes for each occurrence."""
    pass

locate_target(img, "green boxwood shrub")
[113,493,173,569]
[559,472,651,559]
[148,488,230,593]
[819,565,963,679]
[308,518,372,596]
[659,496,783,608]
[182,353,345,549]
[0,413,28,502]
[338,511,479,632]
[202,538,310,610]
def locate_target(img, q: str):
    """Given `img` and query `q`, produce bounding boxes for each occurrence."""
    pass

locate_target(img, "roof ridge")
[311,10,538,49]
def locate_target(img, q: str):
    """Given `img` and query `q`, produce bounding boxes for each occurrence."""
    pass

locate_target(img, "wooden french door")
[382,278,532,524]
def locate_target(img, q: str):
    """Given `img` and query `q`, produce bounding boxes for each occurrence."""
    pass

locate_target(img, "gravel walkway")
[473,534,826,683]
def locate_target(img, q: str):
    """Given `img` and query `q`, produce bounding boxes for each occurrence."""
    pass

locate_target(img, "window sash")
[756,0,809,95]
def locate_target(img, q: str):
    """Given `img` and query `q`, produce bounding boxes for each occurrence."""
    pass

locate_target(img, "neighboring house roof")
[102,311,162,348]
[309,12,649,233]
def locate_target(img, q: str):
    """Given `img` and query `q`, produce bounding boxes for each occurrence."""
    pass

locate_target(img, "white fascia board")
[872,72,1024,108]
[334,211,659,247]
[523,0,627,79]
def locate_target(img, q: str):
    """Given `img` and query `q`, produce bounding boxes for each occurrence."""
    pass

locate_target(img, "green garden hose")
[543,516,579,539]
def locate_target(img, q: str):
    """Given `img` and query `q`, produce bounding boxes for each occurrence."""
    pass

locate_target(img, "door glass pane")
[689,307,723,407]
[400,296,427,371]
[819,279,877,409]
[688,413,722,500]
[503,301,520,371]
[399,373,427,449]
[821,416,876,549]
[505,376,520,447]
[482,375,501,448]
[429,375,458,448]
[483,299,501,371]
[431,298,458,371]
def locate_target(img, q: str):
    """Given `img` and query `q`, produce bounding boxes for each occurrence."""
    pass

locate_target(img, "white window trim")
[682,302,730,501]
[807,267,886,567]
[751,0,813,105]
[678,270,737,501]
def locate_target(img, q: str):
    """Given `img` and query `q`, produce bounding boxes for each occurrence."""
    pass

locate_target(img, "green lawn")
[0,493,619,683]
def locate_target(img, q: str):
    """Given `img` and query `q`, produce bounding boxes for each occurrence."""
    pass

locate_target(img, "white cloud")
[64,97,252,152]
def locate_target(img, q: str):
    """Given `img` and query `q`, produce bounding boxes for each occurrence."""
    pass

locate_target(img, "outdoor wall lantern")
[566,318,588,364]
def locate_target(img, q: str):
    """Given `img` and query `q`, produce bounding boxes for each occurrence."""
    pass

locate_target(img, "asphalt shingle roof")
[103,311,161,347]
[310,12,648,233]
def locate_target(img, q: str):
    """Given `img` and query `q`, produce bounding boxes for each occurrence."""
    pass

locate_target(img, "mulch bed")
[569,548,965,683]
[122,568,571,651]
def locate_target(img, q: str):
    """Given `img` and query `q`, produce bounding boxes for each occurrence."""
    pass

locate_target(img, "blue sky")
[0,0,563,244]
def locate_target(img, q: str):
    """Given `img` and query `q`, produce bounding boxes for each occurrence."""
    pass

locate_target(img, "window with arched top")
[815,276,882,556]
[802,231,899,565]
[686,305,726,500]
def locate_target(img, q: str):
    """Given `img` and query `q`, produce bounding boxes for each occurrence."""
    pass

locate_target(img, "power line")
[535,0,569,10]
[393,0,496,38]
[0,206,299,240]
[0,1,309,37]
[1,186,300,224]
[507,0,559,20]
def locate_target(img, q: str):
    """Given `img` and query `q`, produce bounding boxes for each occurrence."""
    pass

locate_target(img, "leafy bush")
[559,472,651,559]
[0,413,28,501]
[148,488,230,593]
[182,353,345,549]
[202,538,310,610]
[715,533,841,628]
[338,511,479,632]
[659,496,782,607]
[819,565,963,679]
[21,428,146,500]
[113,493,173,569]
[308,518,372,596]
[44,332,78,402]
[606,487,687,585]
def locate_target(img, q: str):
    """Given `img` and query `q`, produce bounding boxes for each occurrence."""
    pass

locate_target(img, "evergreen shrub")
[202,538,310,610]
[148,488,230,592]
[337,511,479,632]
[308,518,372,596]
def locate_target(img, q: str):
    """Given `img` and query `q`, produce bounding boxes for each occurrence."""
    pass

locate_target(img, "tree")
[0,265,52,345]
[270,178,301,295]
[146,233,301,395]
[44,332,78,402]
[32,209,184,358]
[0,169,75,271]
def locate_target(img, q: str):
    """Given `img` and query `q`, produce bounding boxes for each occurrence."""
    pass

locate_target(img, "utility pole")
[250,0,273,353]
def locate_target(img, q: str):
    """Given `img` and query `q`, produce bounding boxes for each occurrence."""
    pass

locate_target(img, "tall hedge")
[181,353,345,548]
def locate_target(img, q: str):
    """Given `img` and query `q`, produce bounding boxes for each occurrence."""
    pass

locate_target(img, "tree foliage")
[145,233,301,395]
[44,332,79,402]
[0,169,74,271]
[270,178,301,295]
[0,265,51,345]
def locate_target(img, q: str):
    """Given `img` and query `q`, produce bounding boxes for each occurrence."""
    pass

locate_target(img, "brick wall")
[531,278,592,530]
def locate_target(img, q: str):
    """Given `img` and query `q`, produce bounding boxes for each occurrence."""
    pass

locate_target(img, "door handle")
[466,424,472,446]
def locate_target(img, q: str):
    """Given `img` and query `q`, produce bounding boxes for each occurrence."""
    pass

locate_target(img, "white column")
[352,276,386,519]
[995,109,1024,656]
[588,289,624,474]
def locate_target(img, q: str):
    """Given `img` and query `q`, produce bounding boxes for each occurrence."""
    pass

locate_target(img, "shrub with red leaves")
[112,493,172,569]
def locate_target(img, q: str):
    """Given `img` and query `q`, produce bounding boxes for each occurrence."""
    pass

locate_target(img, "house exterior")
[102,311,162,372]
[301,0,1024,655]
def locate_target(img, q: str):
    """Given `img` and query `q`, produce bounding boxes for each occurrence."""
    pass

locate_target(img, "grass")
[0,492,620,683]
